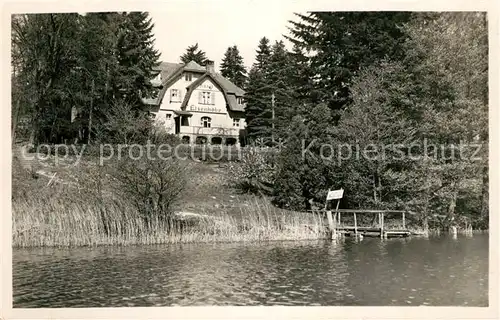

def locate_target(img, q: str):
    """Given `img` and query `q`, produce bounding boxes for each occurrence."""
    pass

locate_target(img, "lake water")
[13,234,488,307]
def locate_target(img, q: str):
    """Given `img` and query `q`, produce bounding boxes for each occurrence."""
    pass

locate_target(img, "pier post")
[335,199,341,228]
[324,189,337,239]
[379,213,384,239]
[326,210,335,238]
[354,212,358,236]
[378,213,380,238]
[381,213,385,239]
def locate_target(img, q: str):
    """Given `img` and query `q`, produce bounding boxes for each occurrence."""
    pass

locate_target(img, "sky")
[148,1,303,71]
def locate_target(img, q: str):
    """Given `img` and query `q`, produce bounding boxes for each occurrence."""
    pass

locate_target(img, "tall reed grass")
[13,195,328,247]
[12,150,329,247]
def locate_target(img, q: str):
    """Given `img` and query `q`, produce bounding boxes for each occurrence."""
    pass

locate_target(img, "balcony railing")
[179,125,240,136]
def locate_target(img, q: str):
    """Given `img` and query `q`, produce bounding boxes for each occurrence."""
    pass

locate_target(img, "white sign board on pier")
[326,189,344,200]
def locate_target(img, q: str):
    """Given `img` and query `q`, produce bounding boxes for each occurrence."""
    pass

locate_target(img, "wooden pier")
[318,188,413,239]
[321,209,413,239]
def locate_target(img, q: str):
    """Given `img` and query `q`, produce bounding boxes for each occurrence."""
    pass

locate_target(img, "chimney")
[205,60,215,74]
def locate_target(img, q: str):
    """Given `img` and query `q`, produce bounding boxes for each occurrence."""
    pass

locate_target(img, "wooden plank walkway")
[310,209,414,239]
[336,226,411,238]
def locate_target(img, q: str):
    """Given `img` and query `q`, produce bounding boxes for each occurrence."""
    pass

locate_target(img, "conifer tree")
[220,45,247,88]
[266,40,296,139]
[115,12,160,108]
[180,43,208,65]
[287,12,413,116]
[244,37,273,143]
[254,37,271,70]
[287,43,314,106]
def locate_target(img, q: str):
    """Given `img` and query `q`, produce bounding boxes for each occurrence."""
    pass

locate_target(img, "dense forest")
[12,12,488,232]
[233,12,488,230]
[11,12,160,145]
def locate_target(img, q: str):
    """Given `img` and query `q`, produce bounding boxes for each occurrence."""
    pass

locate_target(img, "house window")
[185,73,192,81]
[201,116,211,128]
[200,91,214,105]
[166,114,172,120]
[233,119,240,127]
[148,112,156,120]
[170,89,181,102]
[237,97,244,104]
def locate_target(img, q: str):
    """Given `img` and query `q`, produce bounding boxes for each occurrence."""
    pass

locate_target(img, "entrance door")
[174,116,180,134]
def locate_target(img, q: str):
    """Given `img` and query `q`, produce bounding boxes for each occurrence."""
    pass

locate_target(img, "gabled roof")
[143,60,246,113]
[182,73,245,112]
[183,61,206,72]
[154,62,184,81]
[185,73,244,97]
[145,62,184,105]
[212,73,245,96]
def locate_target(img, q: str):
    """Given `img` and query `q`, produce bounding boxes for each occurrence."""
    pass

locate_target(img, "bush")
[226,147,276,194]
[149,123,181,146]
[100,99,152,144]
[111,156,188,227]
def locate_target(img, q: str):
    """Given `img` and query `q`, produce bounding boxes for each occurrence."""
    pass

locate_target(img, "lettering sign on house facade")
[189,105,223,113]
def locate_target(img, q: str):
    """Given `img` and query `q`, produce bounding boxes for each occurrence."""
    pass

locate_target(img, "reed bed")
[13,190,328,247]
[12,151,328,247]
[14,152,482,247]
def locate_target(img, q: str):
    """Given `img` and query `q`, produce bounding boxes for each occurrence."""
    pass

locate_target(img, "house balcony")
[178,125,241,137]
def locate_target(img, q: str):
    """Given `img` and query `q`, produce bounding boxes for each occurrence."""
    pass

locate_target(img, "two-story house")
[143,60,246,146]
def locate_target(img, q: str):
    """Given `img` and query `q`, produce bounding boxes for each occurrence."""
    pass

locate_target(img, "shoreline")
[12,151,488,248]
[13,217,488,248]
[13,231,489,249]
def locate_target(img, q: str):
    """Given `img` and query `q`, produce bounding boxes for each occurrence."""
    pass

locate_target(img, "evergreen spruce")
[115,12,160,108]
[266,40,295,139]
[220,45,247,88]
[180,43,208,65]
[254,37,271,70]
[244,37,273,143]
[287,12,413,116]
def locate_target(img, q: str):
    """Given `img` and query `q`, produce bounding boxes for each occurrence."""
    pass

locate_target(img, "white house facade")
[143,60,246,146]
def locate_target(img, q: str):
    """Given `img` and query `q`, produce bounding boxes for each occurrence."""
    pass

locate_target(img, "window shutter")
[198,91,202,104]
[212,92,215,105]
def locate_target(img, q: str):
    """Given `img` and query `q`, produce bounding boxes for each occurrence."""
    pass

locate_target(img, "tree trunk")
[480,164,488,216]
[29,120,38,146]
[480,14,489,218]
[12,98,21,144]
[422,214,429,232]
[377,165,382,204]
[88,108,93,144]
[88,79,94,144]
[422,187,430,232]
[448,186,458,230]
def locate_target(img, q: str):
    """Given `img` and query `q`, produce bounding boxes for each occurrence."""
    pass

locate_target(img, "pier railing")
[305,209,416,239]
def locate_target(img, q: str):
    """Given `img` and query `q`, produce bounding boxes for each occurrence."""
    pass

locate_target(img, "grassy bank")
[11,149,482,247]
[13,195,328,247]
[12,151,327,247]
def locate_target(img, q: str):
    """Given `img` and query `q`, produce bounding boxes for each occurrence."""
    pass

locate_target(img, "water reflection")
[13,235,488,307]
